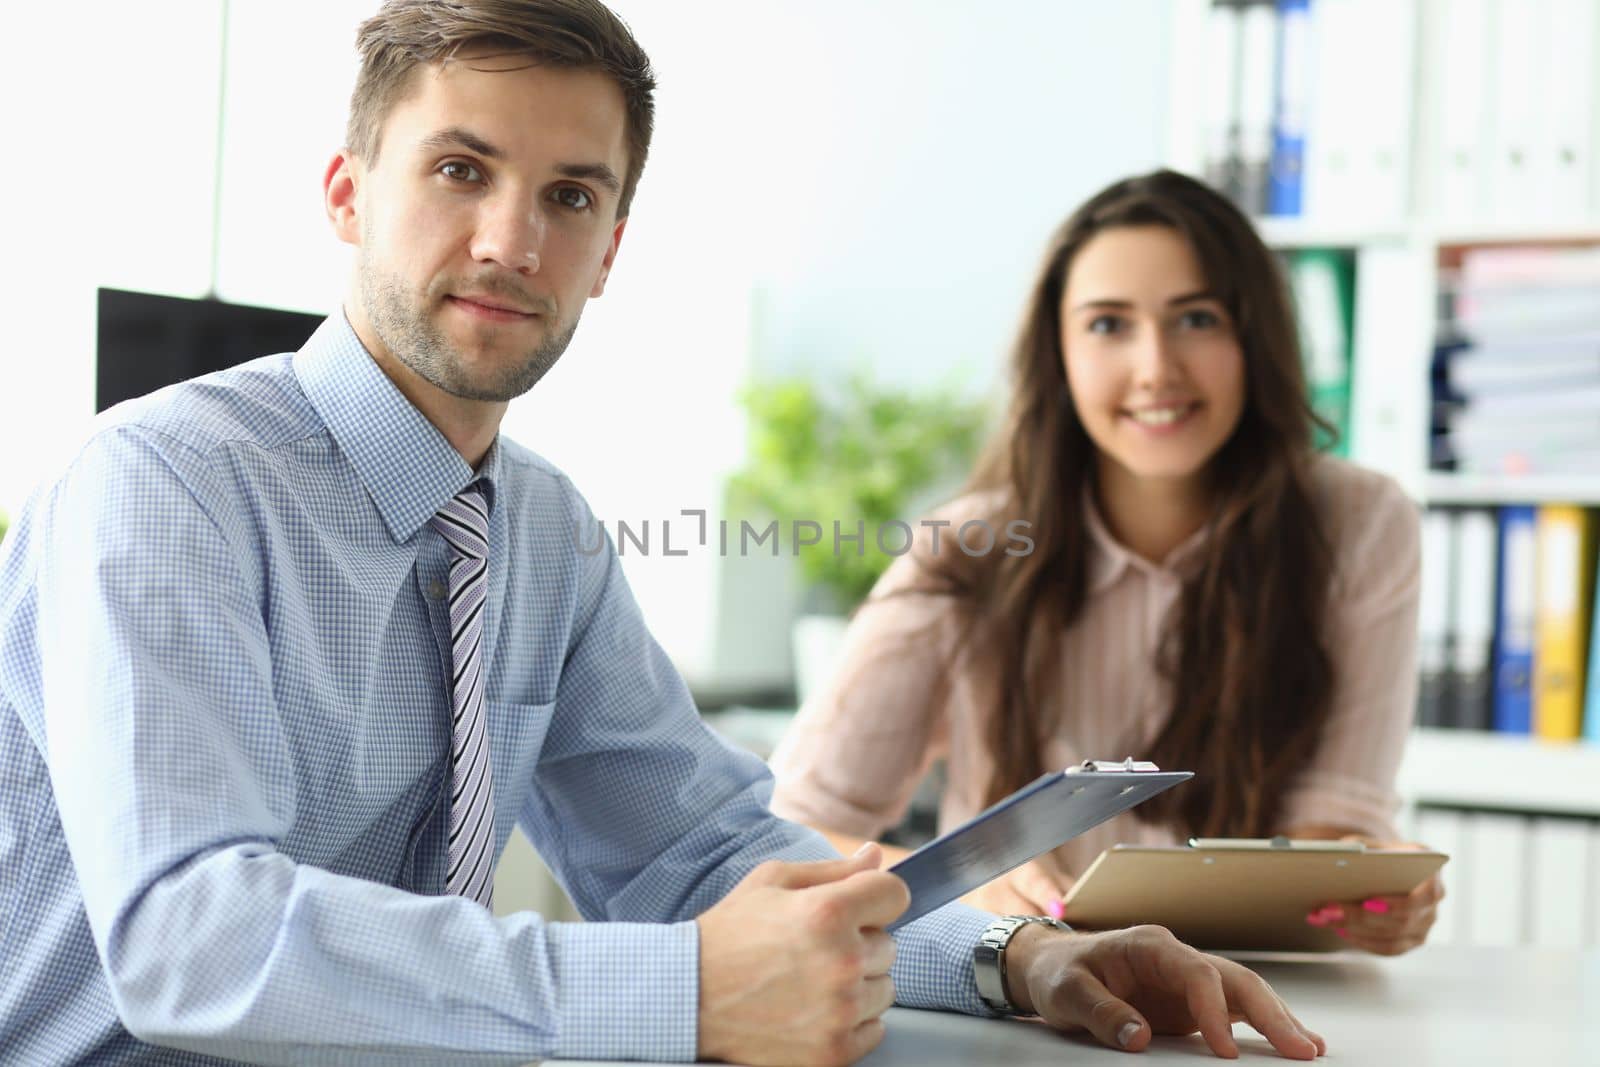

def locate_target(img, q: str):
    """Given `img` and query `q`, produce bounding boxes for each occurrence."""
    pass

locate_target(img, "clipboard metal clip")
[1070,757,1163,773]
[1186,836,1368,852]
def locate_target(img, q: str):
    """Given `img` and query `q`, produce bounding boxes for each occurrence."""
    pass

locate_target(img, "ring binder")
[1187,836,1367,852]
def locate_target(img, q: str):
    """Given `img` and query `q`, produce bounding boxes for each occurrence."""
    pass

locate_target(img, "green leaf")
[727,373,991,609]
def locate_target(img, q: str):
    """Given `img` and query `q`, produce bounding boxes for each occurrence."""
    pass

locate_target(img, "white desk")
[555,947,1600,1065]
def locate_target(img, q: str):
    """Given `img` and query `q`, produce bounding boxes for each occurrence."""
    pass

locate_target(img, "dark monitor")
[96,288,325,413]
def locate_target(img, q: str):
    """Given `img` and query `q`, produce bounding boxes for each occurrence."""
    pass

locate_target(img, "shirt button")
[427,579,448,601]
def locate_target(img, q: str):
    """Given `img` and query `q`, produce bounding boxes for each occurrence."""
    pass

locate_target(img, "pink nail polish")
[1319,905,1346,922]
[1363,898,1390,914]
[1047,899,1065,920]
[1305,913,1327,927]
[1335,928,1348,939]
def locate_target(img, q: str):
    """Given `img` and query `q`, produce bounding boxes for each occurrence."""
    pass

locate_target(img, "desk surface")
[555,946,1600,1065]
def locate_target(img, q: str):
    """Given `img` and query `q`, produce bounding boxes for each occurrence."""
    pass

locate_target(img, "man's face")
[339,57,629,402]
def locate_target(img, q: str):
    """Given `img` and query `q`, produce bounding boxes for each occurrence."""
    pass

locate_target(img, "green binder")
[1287,248,1355,457]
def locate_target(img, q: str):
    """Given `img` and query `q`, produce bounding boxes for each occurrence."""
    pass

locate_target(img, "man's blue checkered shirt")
[0,314,992,1064]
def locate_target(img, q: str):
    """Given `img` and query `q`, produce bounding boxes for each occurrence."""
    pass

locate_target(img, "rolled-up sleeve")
[1275,474,1422,840]
[769,532,965,840]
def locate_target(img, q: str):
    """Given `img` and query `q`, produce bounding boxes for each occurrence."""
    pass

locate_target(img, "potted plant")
[727,374,988,703]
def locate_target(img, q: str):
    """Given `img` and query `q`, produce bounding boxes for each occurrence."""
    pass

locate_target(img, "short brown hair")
[347,0,655,216]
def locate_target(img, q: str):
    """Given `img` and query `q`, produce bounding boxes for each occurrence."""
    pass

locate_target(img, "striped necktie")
[430,484,497,907]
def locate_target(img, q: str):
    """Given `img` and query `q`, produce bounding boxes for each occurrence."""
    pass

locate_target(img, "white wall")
[726,1,1175,387]
[1,0,1173,689]
[2,1,226,516]
[213,0,376,314]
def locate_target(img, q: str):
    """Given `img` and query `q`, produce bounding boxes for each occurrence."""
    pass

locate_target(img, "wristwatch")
[973,914,1073,1016]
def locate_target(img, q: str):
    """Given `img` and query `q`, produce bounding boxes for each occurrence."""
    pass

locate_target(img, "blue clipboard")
[887,760,1193,930]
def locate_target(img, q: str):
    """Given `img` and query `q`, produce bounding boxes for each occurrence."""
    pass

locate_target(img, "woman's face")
[1059,224,1247,493]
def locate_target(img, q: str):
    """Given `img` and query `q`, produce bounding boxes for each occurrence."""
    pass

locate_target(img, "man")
[0,2,1326,1063]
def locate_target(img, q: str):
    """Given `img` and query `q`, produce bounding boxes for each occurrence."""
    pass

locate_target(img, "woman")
[769,169,1441,956]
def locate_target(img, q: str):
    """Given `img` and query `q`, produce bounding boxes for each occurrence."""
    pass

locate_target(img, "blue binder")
[1491,506,1537,734]
[1268,0,1312,216]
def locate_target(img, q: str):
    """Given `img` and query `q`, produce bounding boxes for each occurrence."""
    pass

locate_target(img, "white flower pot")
[791,613,851,707]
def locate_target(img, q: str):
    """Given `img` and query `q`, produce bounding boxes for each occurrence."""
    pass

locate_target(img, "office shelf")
[706,714,1600,820]
[1252,218,1600,252]
[1397,728,1600,818]
[1424,474,1600,507]
[1253,218,1410,249]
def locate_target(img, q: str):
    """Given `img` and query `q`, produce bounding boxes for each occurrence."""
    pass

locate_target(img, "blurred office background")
[4,0,1600,948]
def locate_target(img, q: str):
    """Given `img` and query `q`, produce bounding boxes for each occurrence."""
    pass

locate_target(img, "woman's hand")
[961,856,1074,918]
[1305,839,1445,955]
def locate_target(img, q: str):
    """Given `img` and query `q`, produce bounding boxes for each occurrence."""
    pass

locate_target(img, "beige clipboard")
[1059,838,1448,951]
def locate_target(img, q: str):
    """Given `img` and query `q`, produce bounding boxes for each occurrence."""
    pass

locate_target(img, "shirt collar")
[1082,486,1209,593]
[293,312,500,543]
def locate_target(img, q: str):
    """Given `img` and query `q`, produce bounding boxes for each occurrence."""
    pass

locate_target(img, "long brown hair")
[913,169,1335,838]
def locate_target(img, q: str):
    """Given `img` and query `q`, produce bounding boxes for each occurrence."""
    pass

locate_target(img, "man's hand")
[961,856,1074,919]
[1004,923,1327,1059]
[696,844,907,1067]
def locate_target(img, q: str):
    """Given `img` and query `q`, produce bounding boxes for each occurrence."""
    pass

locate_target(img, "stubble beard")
[358,255,581,403]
